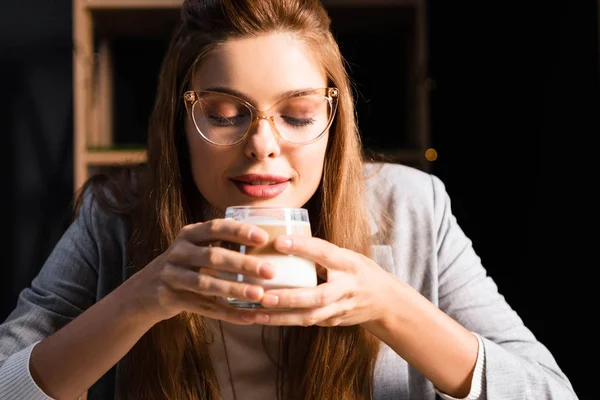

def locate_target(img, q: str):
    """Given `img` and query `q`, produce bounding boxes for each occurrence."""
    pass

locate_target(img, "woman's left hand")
[256,235,400,329]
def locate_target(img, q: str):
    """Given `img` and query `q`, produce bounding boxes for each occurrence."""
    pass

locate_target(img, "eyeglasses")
[183,87,339,146]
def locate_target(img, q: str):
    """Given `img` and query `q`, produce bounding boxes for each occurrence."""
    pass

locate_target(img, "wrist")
[113,276,162,329]
[362,278,479,397]
[362,273,413,337]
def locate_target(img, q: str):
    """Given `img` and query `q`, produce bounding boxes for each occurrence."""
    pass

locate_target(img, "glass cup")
[216,206,317,308]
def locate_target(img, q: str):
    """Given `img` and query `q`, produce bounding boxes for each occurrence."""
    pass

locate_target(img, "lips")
[230,174,290,199]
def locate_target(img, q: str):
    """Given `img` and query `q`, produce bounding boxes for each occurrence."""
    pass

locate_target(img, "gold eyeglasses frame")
[183,87,339,146]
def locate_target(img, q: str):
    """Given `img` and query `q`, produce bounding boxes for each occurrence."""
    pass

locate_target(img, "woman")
[0,0,577,399]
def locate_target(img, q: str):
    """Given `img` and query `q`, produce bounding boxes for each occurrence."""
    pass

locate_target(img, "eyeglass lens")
[191,93,334,145]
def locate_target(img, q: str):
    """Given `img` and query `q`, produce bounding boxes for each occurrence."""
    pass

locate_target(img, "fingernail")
[262,294,279,307]
[249,228,268,243]
[246,286,263,300]
[277,238,292,249]
[258,263,275,279]
[256,313,270,324]
[241,314,254,323]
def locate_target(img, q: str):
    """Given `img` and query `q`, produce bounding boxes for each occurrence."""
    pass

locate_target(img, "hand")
[122,219,275,325]
[256,235,398,329]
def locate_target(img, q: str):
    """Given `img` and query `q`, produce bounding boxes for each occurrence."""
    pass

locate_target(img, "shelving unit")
[72,0,432,192]
[86,0,182,8]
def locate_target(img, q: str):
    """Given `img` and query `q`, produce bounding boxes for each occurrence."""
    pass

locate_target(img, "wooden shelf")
[92,9,181,37]
[86,0,182,9]
[323,0,417,7]
[88,0,418,38]
[85,0,417,9]
[85,149,147,165]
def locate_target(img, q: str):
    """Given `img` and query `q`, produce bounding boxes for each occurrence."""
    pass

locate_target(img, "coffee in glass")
[217,206,317,308]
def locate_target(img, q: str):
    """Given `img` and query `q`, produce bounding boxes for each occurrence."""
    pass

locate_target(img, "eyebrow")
[202,86,318,105]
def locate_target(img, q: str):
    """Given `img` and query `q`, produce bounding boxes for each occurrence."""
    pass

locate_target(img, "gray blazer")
[0,163,578,399]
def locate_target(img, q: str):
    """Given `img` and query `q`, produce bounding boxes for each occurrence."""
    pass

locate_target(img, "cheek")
[186,124,209,177]
[185,124,232,192]
[294,137,328,188]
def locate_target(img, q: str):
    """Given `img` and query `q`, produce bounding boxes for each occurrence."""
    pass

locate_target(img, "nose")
[243,117,281,160]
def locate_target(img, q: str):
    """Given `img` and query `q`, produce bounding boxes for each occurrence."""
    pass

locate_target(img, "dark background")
[1,1,597,399]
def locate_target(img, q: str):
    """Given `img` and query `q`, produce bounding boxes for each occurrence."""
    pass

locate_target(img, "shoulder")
[362,162,451,243]
[73,169,142,239]
[363,162,447,210]
[68,176,134,288]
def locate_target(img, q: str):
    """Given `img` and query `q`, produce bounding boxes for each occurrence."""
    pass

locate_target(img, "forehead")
[193,32,327,106]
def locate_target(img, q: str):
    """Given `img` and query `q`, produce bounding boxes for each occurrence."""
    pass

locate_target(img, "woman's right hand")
[122,219,274,325]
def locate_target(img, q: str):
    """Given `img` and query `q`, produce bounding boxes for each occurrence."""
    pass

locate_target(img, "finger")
[161,264,265,303]
[168,241,275,279]
[180,219,269,246]
[173,291,260,325]
[260,282,347,309]
[273,236,353,271]
[255,305,337,327]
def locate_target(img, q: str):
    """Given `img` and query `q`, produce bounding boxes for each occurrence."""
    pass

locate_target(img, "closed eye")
[281,116,316,127]
[208,115,249,126]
